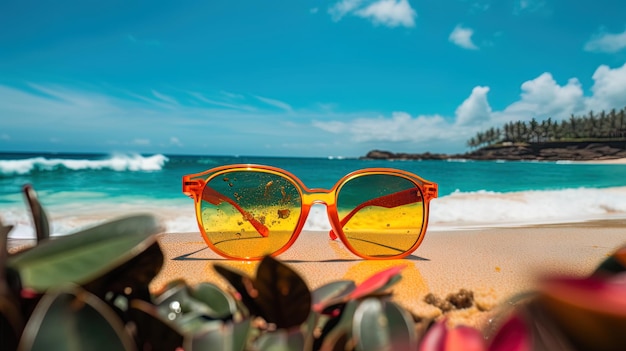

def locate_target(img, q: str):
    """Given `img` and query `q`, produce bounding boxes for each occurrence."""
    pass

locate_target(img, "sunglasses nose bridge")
[300,189,336,207]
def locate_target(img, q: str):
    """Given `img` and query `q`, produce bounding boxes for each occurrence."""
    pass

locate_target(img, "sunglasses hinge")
[182,180,204,198]
[424,184,438,200]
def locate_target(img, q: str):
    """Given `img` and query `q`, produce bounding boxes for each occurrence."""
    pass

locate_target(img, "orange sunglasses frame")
[182,164,438,260]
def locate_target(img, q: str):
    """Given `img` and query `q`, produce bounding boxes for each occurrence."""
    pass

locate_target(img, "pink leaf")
[488,313,531,351]
[349,264,406,300]
[419,319,486,351]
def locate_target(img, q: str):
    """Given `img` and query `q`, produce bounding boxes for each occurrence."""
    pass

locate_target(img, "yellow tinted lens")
[336,174,424,257]
[199,170,302,259]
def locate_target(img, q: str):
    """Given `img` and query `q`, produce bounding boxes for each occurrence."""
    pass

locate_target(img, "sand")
[149,220,626,329]
[577,157,626,164]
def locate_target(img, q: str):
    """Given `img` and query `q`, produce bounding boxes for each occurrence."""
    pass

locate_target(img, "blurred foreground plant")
[1,184,626,350]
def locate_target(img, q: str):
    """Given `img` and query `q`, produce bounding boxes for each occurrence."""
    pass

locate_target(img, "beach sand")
[150,220,626,329]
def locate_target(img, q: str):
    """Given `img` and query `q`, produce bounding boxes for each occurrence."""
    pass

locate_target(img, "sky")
[1,0,626,157]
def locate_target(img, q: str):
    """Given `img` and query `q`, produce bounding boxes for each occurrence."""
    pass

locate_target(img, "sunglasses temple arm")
[328,188,423,240]
[202,187,270,237]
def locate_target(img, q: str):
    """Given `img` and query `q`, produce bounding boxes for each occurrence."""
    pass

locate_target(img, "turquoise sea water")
[2,152,626,238]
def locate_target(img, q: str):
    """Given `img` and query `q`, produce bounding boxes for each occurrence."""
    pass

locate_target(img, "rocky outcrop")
[363,150,450,160]
[363,141,626,161]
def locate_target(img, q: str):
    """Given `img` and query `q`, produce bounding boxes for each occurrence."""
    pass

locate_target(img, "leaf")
[352,298,390,350]
[521,301,577,351]
[349,265,406,300]
[488,313,531,351]
[319,299,359,351]
[255,327,305,351]
[88,240,164,304]
[0,218,22,351]
[384,301,419,350]
[311,280,356,313]
[352,298,419,351]
[185,318,251,351]
[593,246,626,276]
[419,318,485,351]
[537,274,626,351]
[18,285,136,351]
[253,255,311,329]
[8,214,163,293]
[22,184,50,243]
[214,263,263,317]
[191,282,238,320]
[129,299,185,351]
[215,256,312,329]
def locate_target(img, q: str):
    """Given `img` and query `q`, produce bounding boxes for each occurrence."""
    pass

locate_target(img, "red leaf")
[349,264,406,300]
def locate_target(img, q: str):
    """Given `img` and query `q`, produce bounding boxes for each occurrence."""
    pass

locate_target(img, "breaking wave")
[0,153,169,175]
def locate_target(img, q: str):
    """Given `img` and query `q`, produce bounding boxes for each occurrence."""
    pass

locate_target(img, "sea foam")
[0,153,169,175]
[5,187,626,239]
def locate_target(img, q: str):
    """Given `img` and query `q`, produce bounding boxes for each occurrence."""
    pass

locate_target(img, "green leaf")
[253,255,311,329]
[215,256,312,329]
[319,299,359,351]
[18,285,136,351]
[214,263,263,317]
[191,282,238,320]
[312,280,356,312]
[384,301,418,351]
[255,327,305,351]
[185,318,251,351]
[352,298,390,351]
[8,214,162,293]
[0,218,22,351]
[129,299,185,351]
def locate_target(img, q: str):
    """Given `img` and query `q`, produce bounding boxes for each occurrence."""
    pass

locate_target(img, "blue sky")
[1,0,626,157]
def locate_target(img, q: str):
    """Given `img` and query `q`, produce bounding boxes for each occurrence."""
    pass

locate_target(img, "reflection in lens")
[336,174,424,258]
[199,170,302,259]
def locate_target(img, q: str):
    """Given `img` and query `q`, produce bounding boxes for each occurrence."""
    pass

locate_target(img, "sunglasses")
[182,164,438,260]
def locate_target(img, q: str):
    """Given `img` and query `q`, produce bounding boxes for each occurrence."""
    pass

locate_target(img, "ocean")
[2,152,626,239]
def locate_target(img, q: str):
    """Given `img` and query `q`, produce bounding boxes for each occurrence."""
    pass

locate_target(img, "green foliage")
[467,107,626,149]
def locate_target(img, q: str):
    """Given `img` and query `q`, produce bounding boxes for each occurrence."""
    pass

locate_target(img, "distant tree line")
[467,107,626,149]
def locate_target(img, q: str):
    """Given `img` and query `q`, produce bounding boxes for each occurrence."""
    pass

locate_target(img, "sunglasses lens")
[336,174,425,258]
[199,170,302,259]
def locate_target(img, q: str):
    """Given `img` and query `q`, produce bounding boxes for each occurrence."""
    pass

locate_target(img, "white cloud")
[0,84,326,155]
[312,63,626,152]
[470,1,490,13]
[313,111,451,143]
[514,0,546,14]
[329,0,363,21]
[355,0,416,28]
[585,63,626,112]
[493,73,584,124]
[189,92,256,111]
[584,28,626,53]
[329,0,416,28]
[152,90,178,105]
[3,62,626,156]
[310,7,319,14]
[169,137,182,147]
[254,95,293,112]
[132,138,151,146]
[449,25,479,50]
[455,86,491,126]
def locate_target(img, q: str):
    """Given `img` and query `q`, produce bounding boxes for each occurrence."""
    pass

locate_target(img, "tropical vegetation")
[467,107,626,149]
